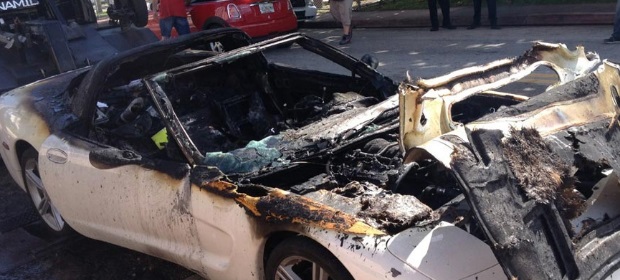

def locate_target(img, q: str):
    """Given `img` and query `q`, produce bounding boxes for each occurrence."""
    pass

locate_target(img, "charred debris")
[87,36,619,242]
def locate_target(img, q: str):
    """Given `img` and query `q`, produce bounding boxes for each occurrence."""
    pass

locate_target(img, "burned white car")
[1,28,619,279]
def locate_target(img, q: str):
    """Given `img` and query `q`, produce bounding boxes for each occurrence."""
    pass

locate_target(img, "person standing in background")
[467,0,499,29]
[153,0,191,40]
[604,0,620,43]
[428,0,455,31]
[330,0,354,45]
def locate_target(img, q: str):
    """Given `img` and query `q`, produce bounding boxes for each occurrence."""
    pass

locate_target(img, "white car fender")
[304,222,502,280]
[0,88,51,190]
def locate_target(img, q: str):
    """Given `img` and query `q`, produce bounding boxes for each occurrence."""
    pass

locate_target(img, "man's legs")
[330,0,344,30]
[341,0,353,35]
[487,0,498,28]
[173,17,191,36]
[329,0,352,44]
[614,0,620,38]
[468,0,482,29]
[428,0,439,30]
[159,17,174,40]
[605,0,620,43]
[337,0,352,44]
[342,24,351,36]
[438,0,453,28]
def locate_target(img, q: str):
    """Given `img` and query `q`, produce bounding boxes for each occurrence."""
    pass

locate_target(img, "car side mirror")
[361,54,379,69]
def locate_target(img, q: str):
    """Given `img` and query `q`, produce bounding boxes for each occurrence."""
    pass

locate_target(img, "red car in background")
[147,0,297,40]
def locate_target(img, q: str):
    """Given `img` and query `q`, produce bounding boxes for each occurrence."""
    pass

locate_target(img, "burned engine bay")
[87,36,620,263]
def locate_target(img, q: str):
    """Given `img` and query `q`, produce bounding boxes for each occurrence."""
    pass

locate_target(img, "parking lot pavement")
[0,161,199,280]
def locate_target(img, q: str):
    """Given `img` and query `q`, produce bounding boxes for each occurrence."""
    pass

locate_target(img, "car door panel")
[188,165,274,278]
[38,133,207,271]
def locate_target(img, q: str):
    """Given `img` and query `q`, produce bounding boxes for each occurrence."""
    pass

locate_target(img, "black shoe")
[467,23,480,30]
[604,36,620,44]
[442,25,457,30]
[430,26,439,31]
[339,34,351,45]
[490,24,501,29]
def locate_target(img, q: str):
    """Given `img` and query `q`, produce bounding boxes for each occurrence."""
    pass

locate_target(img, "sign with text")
[0,0,39,11]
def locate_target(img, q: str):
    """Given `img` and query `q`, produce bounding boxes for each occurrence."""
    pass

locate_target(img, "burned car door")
[37,133,207,271]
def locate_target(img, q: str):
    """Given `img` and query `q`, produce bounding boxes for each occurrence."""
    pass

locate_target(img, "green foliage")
[355,0,615,11]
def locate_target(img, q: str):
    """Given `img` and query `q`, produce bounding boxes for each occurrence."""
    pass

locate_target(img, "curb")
[303,8,615,29]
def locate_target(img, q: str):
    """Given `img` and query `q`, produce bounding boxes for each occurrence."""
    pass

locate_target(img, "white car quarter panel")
[387,222,501,280]
[38,134,206,272]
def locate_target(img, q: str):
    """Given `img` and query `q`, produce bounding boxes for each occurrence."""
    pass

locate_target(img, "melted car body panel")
[404,61,620,278]
[399,42,600,151]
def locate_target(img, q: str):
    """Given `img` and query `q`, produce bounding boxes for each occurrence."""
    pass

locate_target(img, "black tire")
[130,0,149,27]
[204,23,224,30]
[20,148,70,234]
[265,236,354,280]
[201,18,228,31]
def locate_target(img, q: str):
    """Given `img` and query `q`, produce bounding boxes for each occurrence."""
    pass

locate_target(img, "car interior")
[84,39,533,236]
[88,43,387,161]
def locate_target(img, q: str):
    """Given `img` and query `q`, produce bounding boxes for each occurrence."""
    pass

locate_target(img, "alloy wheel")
[275,255,330,280]
[24,157,65,231]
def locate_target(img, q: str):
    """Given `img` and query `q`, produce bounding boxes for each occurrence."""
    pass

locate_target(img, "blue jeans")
[614,0,620,38]
[159,16,190,38]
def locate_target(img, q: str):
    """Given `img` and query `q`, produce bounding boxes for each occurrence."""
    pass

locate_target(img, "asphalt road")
[1,25,618,279]
[270,25,620,95]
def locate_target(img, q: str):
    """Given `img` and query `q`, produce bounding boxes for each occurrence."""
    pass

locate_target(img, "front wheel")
[265,236,354,280]
[21,148,68,233]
